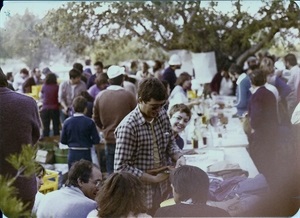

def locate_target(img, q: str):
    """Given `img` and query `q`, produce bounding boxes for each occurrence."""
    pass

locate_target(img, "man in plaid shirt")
[114,77,186,215]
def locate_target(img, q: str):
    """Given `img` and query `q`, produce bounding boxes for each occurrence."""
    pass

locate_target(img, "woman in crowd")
[88,172,151,218]
[210,60,236,96]
[40,73,60,137]
[168,104,191,150]
[168,72,200,112]
[136,62,152,81]
[153,60,164,80]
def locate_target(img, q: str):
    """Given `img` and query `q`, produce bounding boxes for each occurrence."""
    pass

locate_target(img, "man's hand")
[175,155,186,168]
[146,166,174,175]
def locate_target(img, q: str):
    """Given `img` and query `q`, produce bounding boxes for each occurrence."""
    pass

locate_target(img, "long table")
[184,147,259,178]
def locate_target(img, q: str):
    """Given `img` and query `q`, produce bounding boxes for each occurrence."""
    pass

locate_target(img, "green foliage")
[0,144,37,217]
[0,10,59,68]
[90,37,169,65]
[36,1,300,67]
[0,176,29,217]
[6,144,37,178]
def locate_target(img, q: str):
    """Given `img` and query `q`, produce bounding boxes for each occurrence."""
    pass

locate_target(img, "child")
[61,96,100,169]
[154,165,230,217]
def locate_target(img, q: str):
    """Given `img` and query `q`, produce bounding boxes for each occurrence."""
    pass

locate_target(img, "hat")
[247,56,257,62]
[107,65,125,79]
[168,54,181,65]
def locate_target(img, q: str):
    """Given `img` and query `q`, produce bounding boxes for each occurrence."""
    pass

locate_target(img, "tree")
[0,144,37,217]
[1,10,59,68]
[39,1,300,68]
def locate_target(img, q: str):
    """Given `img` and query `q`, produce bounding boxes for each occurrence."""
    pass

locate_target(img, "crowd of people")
[0,50,300,217]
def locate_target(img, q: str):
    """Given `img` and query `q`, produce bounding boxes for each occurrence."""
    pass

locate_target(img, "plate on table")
[184,149,224,172]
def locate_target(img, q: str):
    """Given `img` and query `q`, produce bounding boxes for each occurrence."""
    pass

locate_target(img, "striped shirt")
[114,106,182,209]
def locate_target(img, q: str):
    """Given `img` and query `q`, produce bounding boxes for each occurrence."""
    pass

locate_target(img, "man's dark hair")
[73,63,84,73]
[20,68,29,75]
[95,73,109,86]
[85,59,91,66]
[72,96,87,113]
[170,165,209,204]
[109,74,124,86]
[69,68,82,79]
[284,53,298,66]
[65,159,94,187]
[249,69,266,87]
[94,61,104,69]
[138,77,167,103]
[228,63,243,75]
[0,68,8,87]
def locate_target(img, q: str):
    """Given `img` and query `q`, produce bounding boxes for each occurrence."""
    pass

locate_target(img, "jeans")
[40,109,60,137]
[105,143,116,175]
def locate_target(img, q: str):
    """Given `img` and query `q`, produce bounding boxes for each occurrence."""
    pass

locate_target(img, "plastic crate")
[39,169,59,194]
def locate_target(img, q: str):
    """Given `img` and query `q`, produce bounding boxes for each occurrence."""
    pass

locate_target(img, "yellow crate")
[39,169,59,194]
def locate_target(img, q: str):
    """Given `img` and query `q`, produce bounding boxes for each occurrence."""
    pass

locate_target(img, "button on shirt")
[114,106,182,209]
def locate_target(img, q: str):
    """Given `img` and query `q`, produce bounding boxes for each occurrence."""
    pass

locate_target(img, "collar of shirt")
[181,198,194,205]
[250,85,260,94]
[73,112,85,117]
[107,85,124,91]
[236,73,247,85]
[136,105,164,126]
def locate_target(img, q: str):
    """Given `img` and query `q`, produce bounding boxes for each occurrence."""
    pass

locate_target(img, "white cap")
[168,54,181,65]
[107,65,125,79]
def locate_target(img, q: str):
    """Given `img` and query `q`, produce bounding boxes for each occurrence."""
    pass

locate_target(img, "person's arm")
[140,172,169,183]
[58,82,68,114]
[291,101,300,125]
[31,98,41,144]
[60,121,68,145]
[236,77,251,110]
[92,94,103,129]
[87,75,95,89]
[90,121,101,144]
[114,121,169,184]
[276,76,292,98]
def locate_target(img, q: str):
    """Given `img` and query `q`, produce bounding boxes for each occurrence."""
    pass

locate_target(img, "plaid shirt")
[58,80,87,108]
[114,106,182,209]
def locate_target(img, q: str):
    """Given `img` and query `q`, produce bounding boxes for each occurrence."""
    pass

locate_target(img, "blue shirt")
[61,114,100,148]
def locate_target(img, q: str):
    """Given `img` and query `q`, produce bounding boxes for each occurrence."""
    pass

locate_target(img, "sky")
[0,1,69,27]
[0,1,267,28]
